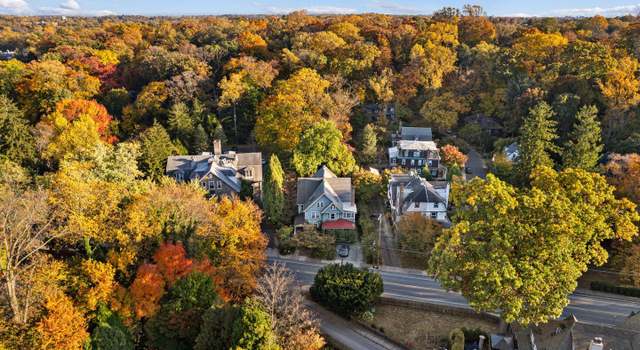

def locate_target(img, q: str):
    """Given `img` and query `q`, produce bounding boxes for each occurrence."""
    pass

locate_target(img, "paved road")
[306,300,405,350]
[465,147,487,180]
[271,256,640,328]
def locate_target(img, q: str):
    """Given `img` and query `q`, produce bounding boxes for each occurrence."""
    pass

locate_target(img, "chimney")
[213,139,222,155]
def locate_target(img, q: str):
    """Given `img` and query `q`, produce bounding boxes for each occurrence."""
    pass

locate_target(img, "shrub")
[293,229,336,260]
[449,328,465,350]
[590,281,640,297]
[310,263,383,317]
[331,229,357,244]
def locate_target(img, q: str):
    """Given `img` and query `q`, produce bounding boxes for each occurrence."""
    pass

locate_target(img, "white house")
[388,173,450,225]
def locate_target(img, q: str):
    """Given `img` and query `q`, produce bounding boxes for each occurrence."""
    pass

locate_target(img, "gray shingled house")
[295,166,357,232]
[388,172,450,225]
[165,140,262,198]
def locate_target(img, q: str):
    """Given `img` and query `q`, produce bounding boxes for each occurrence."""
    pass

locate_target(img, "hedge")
[590,281,640,298]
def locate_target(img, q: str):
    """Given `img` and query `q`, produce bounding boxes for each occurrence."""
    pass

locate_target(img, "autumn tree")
[515,102,559,183]
[358,123,377,165]
[195,298,279,350]
[256,264,324,350]
[292,119,356,177]
[263,154,286,225]
[459,16,496,46]
[192,196,267,301]
[429,168,639,325]
[255,68,334,157]
[0,95,35,165]
[145,272,220,350]
[0,188,63,324]
[562,105,602,170]
[397,213,443,256]
[420,91,469,132]
[16,60,100,121]
[36,292,89,350]
[603,153,640,205]
[441,144,468,168]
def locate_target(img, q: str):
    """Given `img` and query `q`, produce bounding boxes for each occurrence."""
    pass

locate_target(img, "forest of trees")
[1,6,640,347]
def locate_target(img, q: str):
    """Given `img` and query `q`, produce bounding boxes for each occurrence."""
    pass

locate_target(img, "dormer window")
[331,204,335,210]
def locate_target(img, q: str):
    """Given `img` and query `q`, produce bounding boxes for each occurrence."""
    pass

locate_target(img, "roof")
[312,165,337,178]
[165,150,262,192]
[400,127,432,141]
[322,219,356,230]
[397,140,438,151]
[389,173,448,210]
[297,166,354,212]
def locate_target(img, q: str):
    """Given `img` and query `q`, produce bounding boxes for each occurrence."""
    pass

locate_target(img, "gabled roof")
[389,173,449,214]
[297,166,354,212]
[313,165,337,178]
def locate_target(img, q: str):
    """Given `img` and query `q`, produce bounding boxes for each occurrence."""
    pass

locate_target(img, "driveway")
[465,147,487,180]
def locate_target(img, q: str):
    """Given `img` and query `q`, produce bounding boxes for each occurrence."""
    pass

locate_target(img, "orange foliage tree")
[52,99,116,143]
[195,196,267,301]
[129,242,214,319]
[441,144,468,168]
[36,292,89,350]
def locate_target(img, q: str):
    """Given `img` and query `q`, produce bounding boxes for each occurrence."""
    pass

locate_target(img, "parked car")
[337,244,350,258]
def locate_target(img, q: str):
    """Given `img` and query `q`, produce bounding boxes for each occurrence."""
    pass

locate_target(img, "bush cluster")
[590,281,640,297]
[310,263,383,317]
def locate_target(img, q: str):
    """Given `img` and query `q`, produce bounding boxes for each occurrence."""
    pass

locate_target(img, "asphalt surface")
[270,256,640,328]
[305,300,405,350]
[465,147,487,179]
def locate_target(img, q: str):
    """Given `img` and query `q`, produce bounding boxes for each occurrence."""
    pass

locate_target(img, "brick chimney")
[213,139,222,155]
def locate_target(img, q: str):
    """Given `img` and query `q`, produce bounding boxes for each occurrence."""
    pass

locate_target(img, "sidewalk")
[305,299,407,350]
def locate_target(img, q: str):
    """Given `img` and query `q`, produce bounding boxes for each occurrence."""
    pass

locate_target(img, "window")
[411,159,415,166]
[418,159,423,166]
[175,172,183,181]
[245,168,253,178]
[312,212,319,219]
[208,179,216,190]
[217,181,222,189]
[430,212,437,219]
[330,204,335,210]
[401,159,406,166]
[413,151,420,158]
[298,204,303,213]
[434,203,439,209]
[317,201,322,208]
[414,202,419,208]
[330,213,336,220]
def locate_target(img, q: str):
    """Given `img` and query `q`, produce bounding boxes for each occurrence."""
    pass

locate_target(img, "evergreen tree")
[139,122,175,181]
[516,102,559,183]
[191,124,210,154]
[168,102,195,150]
[0,95,35,166]
[562,105,603,170]
[263,154,286,225]
[359,123,377,165]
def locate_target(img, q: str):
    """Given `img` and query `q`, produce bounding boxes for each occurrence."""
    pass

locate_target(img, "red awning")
[322,219,356,230]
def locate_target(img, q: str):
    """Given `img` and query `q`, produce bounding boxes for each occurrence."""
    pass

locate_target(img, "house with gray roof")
[388,126,445,179]
[165,140,262,198]
[295,166,357,232]
[388,172,450,225]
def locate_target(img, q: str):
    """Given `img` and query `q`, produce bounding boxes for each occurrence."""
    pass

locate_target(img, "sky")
[1,0,640,17]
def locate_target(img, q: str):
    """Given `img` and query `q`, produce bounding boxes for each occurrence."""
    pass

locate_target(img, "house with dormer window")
[388,172,450,226]
[388,126,446,179]
[165,140,262,198]
[294,166,357,232]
